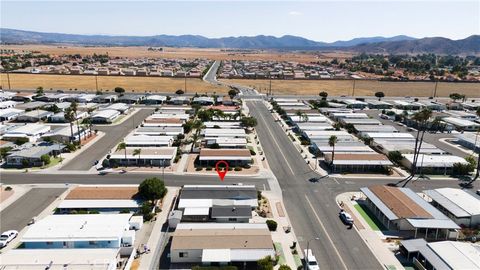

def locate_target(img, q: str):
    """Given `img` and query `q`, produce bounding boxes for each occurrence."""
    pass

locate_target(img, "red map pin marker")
[215,160,229,181]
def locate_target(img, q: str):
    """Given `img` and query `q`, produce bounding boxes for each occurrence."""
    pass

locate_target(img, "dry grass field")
[2,45,352,62]
[0,74,228,94]
[222,79,480,97]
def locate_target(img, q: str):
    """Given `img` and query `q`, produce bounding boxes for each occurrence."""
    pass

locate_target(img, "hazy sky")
[1,1,479,42]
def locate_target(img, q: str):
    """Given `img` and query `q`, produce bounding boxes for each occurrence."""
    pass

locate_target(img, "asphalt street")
[0,188,66,232]
[0,173,270,190]
[60,108,154,170]
[247,100,383,270]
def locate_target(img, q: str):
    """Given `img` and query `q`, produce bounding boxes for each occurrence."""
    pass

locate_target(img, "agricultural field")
[0,74,228,94]
[1,45,352,62]
[222,79,480,97]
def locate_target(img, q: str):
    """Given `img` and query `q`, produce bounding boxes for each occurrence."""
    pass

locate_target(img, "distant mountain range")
[1,28,478,55]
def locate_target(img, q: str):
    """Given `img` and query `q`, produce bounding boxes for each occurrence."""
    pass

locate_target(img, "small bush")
[266,220,278,231]
[206,166,213,171]
[195,167,202,171]
[234,166,242,171]
[249,149,256,155]
[4,186,12,191]
[89,210,100,214]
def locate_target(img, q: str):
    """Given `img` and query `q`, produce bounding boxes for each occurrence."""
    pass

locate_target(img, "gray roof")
[211,205,252,218]
[8,146,55,158]
[424,188,480,218]
[400,239,450,270]
[180,186,257,200]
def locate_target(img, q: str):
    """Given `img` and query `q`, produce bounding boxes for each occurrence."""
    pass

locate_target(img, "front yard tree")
[114,87,125,94]
[133,148,142,166]
[175,89,184,95]
[375,91,385,100]
[240,116,257,128]
[228,89,237,98]
[388,151,403,165]
[138,177,167,203]
[40,154,51,165]
[36,86,44,96]
[449,92,464,102]
[319,91,328,100]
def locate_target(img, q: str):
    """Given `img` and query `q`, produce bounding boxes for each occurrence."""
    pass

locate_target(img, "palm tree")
[465,107,480,186]
[295,110,303,122]
[328,135,338,167]
[395,108,432,187]
[67,102,81,144]
[83,118,93,137]
[64,107,75,143]
[133,148,142,166]
[116,142,127,167]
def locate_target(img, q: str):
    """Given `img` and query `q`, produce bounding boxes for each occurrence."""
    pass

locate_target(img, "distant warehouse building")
[423,188,480,228]
[360,185,459,240]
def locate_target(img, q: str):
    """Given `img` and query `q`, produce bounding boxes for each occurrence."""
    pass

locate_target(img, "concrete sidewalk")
[262,191,302,270]
[138,187,179,269]
[336,192,405,270]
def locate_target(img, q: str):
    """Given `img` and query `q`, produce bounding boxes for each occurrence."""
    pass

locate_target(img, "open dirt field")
[2,45,352,62]
[1,74,228,94]
[222,79,480,97]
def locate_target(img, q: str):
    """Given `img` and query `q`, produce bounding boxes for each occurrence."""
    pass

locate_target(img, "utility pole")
[184,74,187,93]
[6,71,11,90]
[95,75,99,92]
[352,79,356,96]
[433,80,438,98]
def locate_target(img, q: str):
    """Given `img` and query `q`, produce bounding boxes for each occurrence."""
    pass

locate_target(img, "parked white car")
[0,230,18,248]
[304,249,320,270]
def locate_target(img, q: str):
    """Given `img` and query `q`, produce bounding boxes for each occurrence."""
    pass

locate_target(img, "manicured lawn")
[354,203,387,231]
[274,242,286,265]
[293,254,302,268]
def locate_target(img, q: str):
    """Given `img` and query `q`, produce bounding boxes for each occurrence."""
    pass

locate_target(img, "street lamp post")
[304,237,320,270]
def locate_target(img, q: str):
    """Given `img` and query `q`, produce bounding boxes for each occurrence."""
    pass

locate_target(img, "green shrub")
[4,186,12,191]
[234,166,242,171]
[40,154,51,165]
[89,210,100,214]
[206,166,213,171]
[266,220,278,231]
[257,256,274,270]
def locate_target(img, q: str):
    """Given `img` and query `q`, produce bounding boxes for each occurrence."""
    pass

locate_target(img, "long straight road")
[60,108,154,170]
[247,100,382,270]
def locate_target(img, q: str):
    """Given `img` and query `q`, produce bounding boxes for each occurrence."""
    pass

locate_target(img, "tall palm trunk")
[69,122,74,143]
[124,148,128,167]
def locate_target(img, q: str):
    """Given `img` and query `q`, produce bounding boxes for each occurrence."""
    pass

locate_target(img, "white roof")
[206,137,247,146]
[0,248,119,270]
[366,132,414,140]
[424,188,480,217]
[404,154,468,167]
[203,128,246,137]
[204,121,241,128]
[455,132,480,147]
[230,249,275,262]
[290,116,328,123]
[443,117,480,127]
[176,223,268,230]
[183,207,210,216]
[58,199,140,209]
[92,109,120,119]
[145,95,167,101]
[428,241,480,270]
[104,103,130,111]
[22,214,132,242]
[178,199,213,208]
[125,134,173,144]
[202,249,231,263]
[4,123,49,135]
[331,112,369,119]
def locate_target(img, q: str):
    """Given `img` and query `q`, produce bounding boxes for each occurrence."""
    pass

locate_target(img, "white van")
[304,249,320,270]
